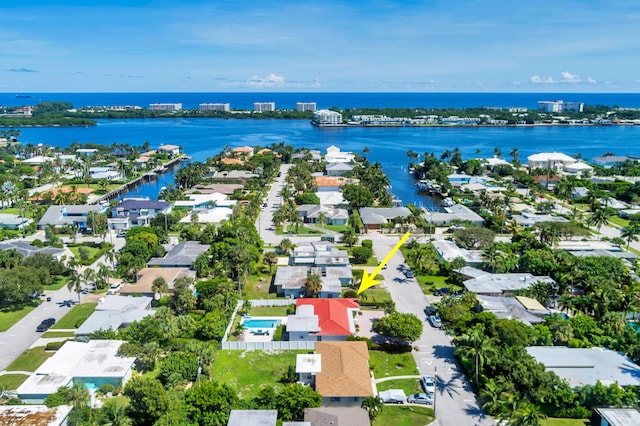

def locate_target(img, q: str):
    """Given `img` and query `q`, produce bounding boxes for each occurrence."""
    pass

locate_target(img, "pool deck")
[240,316,288,343]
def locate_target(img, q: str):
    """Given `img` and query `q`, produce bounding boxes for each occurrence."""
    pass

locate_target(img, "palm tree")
[317,211,328,232]
[66,271,83,302]
[342,226,358,247]
[152,277,169,299]
[510,402,547,426]
[96,263,112,290]
[361,396,383,420]
[620,224,640,251]
[509,148,520,166]
[99,399,131,426]
[587,207,611,240]
[362,146,370,162]
[263,251,279,273]
[304,274,323,297]
[67,382,90,410]
[104,249,118,269]
[454,325,496,390]
[278,238,294,255]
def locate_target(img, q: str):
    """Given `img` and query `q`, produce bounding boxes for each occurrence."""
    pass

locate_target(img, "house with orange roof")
[231,145,254,158]
[314,341,374,406]
[221,157,245,165]
[288,298,359,341]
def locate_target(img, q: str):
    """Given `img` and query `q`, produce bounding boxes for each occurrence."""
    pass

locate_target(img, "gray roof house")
[359,207,412,232]
[110,198,172,228]
[297,204,349,226]
[38,205,106,231]
[0,241,64,260]
[427,204,484,226]
[74,295,154,336]
[0,213,30,230]
[512,211,569,228]
[147,241,210,268]
[274,266,309,298]
[526,346,640,387]
[290,242,350,268]
[593,408,640,426]
[326,162,355,176]
[459,267,555,295]
[227,410,277,426]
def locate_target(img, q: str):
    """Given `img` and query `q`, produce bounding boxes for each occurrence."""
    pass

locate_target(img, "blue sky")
[2,0,639,92]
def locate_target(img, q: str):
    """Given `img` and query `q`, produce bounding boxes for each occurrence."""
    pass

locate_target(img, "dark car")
[424,305,436,317]
[36,318,56,332]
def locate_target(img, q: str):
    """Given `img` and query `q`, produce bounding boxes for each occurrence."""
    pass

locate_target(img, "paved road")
[0,230,126,372]
[370,234,495,426]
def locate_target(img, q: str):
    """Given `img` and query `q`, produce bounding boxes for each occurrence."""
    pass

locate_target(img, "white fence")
[221,341,316,351]
[249,299,294,307]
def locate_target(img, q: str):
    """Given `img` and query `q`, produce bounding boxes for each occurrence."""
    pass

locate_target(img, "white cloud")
[227,73,321,89]
[530,75,554,84]
[561,71,581,83]
[587,77,597,84]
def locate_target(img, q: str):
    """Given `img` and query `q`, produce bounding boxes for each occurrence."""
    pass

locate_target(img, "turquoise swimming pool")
[243,319,279,329]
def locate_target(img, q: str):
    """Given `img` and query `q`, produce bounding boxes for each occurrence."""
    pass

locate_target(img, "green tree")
[262,251,279,273]
[66,271,83,303]
[183,380,239,426]
[152,277,169,300]
[341,226,359,247]
[373,312,423,343]
[587,207,611,240]
[342,184,374,208]
[124,376,170,426]
[275,383,322,421]
[454,325,497,390]
[620,224,640,251]
[304,274,323,297]
[361,396,383,420]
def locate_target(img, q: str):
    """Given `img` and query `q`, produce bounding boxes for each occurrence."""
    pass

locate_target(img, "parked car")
[421,375,436,394]
[405,270,415,279]
[36,318,56,332]
[116,231,127,238]
[429,314,442,328]
[378,389,406,404]
[407,393,433,405]
[107,282,122,295]
[424,305,436,317]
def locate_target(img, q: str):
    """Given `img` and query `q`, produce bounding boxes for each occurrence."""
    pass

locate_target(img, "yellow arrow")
[357,232,411,294]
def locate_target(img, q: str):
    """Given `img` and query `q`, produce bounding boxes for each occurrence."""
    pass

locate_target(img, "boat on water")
[15,94,33,98]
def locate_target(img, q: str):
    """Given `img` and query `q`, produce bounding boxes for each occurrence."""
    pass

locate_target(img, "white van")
[107,282,122,295]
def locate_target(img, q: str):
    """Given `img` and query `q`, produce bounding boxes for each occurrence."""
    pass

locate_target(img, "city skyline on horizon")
[2,1,640,93]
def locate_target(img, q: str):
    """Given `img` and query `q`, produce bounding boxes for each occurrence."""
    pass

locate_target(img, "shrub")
[352,246,373,264]
[98,383,115,396]
[361,239,373,249]
[32,239,44,247]
[45,341,67,351]
[273,324,284,341]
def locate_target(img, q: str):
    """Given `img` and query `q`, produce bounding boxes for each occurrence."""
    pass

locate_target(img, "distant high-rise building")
[537,100,583,113]
[200,103,230,112]
[296,102,316,112]
[150,103,182,112]
[312,109,343,126]
[254,102,276,112]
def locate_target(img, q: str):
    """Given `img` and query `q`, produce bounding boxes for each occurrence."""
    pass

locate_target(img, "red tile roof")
[296,298,359,336]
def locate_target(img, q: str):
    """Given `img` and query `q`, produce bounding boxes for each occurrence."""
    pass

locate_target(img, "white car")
[407,393,433,405]
[107,282,122,295]
[378,389,406,404]
[421,375,436,394]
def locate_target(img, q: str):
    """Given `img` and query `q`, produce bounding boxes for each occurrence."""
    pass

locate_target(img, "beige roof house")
[120,267,194,296]
[315,341,373,403]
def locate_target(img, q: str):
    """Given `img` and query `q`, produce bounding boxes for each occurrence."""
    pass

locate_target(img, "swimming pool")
[243,319,279,329]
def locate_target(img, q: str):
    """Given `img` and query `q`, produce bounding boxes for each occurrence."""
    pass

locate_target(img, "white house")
[527,152,577,171]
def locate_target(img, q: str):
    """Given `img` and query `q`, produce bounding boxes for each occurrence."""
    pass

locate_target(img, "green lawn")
[417,275,463,294]
[0,301,40,332]
[44,276,69,291]
[609,215,630,227]
[69,245,102,262]
[0,373,30,390]
[357,288,393,306]
[6,346,54,372]
[277,225,322,235]
[323,224,348,233]
[540,419,590,426]
[375,378,422,395]
[372,405,434,426]
[369,350,419,378]
[41,331,77,338]
[249,306,290,316]
[51,303,98,329]
[212,350,305,399]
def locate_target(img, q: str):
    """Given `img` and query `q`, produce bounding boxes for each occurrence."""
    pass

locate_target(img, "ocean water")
[2,92,640,205]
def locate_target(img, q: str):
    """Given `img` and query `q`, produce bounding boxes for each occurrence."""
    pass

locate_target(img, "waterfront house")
[89,166,120,181]
[157,144,180,157]
[178,207,234,225]
[173,192,236,209]
[563,161,593,176]
[326,162,354,176]
[231,145,254,158]
[527,152,577,171]
[592,155,630,168]
[325,145,354,163]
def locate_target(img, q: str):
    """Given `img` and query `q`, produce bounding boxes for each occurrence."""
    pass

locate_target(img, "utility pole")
[434,366,438,414]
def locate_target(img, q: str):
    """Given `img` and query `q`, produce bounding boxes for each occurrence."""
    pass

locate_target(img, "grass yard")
[51,302,98,329]
[69,245,102,261]
[0,301,40,332]
[323,223,348,233]
[375,378,422,395]
[369,350,419,378]
[358,288,393,306]
[249,306,291,316]
[540,419,590,426]
[243,276,277,300]
[372,405,434,426]
[609,215,630,227]
[212,350,305,399]
[277,225,322,235]
[417,275,463,294]
[0,373,30,390]
[41,331,77,338]
[6,346,54,372]
[44,276,69,291]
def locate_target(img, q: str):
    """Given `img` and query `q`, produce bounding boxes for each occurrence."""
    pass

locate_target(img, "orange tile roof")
[314,176,344,187]
[232,146,253,153]
[315,341,373,397]
[221,158,245,165]
[295,298,359,336]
